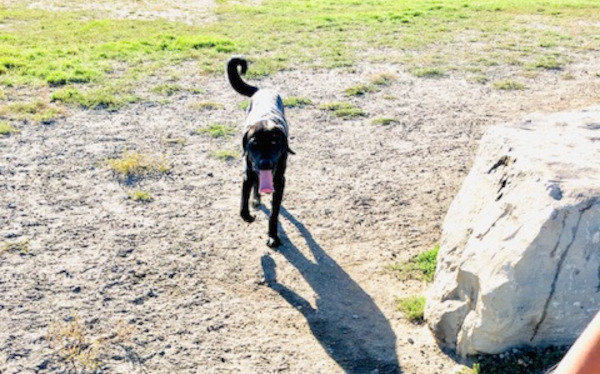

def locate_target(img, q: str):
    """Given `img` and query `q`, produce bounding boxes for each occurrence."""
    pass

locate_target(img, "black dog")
[227,57,294,247]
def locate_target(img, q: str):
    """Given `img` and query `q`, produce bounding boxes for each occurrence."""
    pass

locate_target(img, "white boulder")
[425,106,600,356]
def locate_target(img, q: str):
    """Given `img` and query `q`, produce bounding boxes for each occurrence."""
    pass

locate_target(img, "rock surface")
[425,106,600,356]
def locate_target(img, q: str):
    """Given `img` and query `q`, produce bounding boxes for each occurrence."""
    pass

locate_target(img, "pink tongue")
[259,170,274,194]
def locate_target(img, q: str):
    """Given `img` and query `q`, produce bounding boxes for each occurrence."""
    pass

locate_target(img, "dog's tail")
[227,57,258,97]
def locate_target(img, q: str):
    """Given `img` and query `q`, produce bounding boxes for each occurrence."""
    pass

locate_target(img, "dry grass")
[106,151,172,181]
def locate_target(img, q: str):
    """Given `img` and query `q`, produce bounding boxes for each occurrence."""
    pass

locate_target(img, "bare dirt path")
[1,24,599,374]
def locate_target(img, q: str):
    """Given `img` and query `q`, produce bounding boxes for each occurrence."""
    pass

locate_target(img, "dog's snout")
[258,159,274,170]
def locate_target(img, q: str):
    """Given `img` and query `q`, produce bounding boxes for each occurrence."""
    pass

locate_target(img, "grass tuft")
[151,83,182,96]
[387,245,439,282]
[533,56,563,70]
[0,100,64,123]
[0,121,18,136]
[371,117,397,126]
[197,123,236,138]
[371,73,397,86]
[396,295,426,324]
[283,96,313,108]
[344,84,378,96]
[411,67,446,78]
[1,238,29,255]
[493,80,526,90]
[318,101,366,118]
[212,149,239,161]
[129,189,154,203]
[106,151,171,180]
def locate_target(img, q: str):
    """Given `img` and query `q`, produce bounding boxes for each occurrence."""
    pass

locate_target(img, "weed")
[212,149,239,161]
[129,189,153,203]
[106,151,171,181]
[493,80,526,90]
[371,117,397,126]
[387,245,439,282]
[318,101,366,118]
[344,84,377,97]
[283,96,313,108]
[371,73,397,86]
[191,101,224,110]
[396,295,426,324]
[197,123,236,138]
[0,121,18,136]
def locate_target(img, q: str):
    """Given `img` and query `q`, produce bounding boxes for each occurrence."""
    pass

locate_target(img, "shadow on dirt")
[260,206,401,374]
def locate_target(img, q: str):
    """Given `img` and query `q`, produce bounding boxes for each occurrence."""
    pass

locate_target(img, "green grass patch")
[51,86,139,111]
[371,117,397,126]
[197,123,236,138]
[106,151,171,180]
[212,149,240,161]
[396,295,426,324]
[493,79,527,90]
[344,84,378,97]
[531,55,563,70]
[388,245,439,282]
[411,67,446,78]
[0,0,599,116]
[318,101,366,118]
[0,121,18,136]
[283,96,313,108]
[129,189,154,203]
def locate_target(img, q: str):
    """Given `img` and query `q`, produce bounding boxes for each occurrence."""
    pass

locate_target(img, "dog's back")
[245,89,288,136]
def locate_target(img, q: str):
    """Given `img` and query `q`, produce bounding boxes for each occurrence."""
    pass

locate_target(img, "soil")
[1,3,600,374]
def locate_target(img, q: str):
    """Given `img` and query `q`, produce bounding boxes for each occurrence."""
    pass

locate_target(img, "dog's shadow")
[260,206,401,374]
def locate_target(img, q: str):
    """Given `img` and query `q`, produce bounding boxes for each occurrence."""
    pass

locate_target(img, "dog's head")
[243,120,293,172]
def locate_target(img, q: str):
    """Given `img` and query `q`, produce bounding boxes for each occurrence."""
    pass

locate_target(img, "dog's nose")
[258,159,274,170]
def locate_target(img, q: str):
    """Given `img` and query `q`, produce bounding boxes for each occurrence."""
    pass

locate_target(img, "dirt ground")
[2,3,600,374]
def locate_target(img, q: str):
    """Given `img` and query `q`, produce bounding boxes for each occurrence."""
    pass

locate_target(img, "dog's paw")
[251,198,261,209]
[266,236,282,248]
[241,211,255,223]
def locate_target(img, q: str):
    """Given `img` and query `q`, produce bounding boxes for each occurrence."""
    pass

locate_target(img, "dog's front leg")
[241,165,256,223]
[267,175,285,247]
